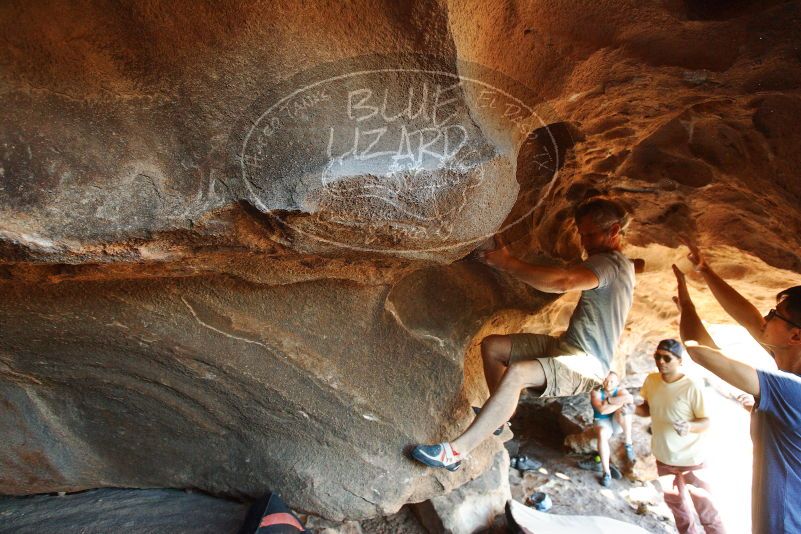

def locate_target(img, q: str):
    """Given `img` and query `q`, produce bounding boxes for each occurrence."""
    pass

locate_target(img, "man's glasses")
[654,353,674,363]
[766,308,801,330]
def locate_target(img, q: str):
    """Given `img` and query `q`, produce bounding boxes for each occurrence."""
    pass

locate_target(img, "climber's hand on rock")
[482,245,513,268]
[473,237,501,264]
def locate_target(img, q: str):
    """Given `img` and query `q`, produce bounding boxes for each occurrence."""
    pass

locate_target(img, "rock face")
[414,448,511,534]
[0,266,547,519]
[2,0,801,521]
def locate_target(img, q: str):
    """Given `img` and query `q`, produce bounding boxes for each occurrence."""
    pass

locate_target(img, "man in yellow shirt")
[636,339,726,534]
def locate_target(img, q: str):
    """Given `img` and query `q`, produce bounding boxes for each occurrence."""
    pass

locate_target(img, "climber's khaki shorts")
[508,333,604,397]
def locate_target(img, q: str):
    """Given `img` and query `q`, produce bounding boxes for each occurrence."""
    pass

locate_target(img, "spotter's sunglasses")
[766,308,801,330]
[653,352,678,363]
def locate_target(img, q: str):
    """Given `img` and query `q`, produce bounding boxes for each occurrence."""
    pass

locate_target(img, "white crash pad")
[507,500,652,534]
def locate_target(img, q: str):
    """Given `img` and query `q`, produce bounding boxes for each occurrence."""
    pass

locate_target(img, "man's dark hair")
[574,197,631,234]
[777,286,801,324]
[656,339,684,358]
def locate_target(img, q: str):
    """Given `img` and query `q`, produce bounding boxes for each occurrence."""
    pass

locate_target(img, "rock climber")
[411,197,635,470]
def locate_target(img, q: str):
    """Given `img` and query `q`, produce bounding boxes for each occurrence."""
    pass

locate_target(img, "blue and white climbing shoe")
[411,442,462,471]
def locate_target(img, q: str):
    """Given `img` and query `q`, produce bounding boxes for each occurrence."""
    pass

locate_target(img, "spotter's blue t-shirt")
[752,368,801,534]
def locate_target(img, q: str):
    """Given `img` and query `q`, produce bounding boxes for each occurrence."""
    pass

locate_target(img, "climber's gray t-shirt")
[563,251,635,371]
